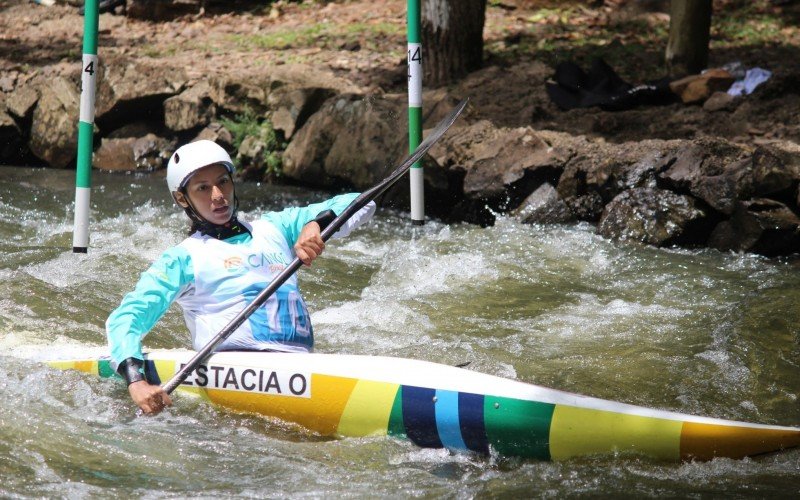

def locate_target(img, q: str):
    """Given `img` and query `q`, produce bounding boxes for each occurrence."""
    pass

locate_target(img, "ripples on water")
[1,167,799,497]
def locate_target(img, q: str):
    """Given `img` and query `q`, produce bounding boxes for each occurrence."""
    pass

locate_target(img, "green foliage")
[221,107,261,151]
[221,108,285,181]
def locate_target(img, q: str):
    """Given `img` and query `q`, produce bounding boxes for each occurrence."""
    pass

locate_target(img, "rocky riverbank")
[2,0,800,255]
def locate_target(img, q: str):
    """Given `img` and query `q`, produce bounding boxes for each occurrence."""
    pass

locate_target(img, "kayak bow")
[48,349,800,461]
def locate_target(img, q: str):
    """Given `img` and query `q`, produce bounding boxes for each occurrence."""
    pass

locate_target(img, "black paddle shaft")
[162,98,468,395]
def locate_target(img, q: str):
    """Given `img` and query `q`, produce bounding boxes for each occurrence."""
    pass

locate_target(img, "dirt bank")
[2,0,799,149]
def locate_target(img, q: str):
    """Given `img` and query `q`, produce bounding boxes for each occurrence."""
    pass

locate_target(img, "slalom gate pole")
[407,0,424,225]
[73,0,99,253]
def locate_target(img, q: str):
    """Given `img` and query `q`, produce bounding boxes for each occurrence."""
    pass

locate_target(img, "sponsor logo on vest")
[179,363,311,398]
[247,251,287,269]
[223,256,244,272]
[224,252,287,274]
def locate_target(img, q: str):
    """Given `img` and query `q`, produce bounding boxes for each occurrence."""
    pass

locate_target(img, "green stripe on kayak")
[98,359,116,378]
[484,396,555,460]
[387,386,406,438]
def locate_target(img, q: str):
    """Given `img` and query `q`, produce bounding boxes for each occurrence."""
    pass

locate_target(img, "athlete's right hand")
[128,380,172,415]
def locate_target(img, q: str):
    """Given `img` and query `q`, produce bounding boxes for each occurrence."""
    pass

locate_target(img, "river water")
[1,165,799,497]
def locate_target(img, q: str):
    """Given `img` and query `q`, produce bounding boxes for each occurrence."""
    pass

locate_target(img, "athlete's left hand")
[295,221,325,266]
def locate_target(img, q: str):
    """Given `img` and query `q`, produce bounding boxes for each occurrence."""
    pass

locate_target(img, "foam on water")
[2,168,800,496]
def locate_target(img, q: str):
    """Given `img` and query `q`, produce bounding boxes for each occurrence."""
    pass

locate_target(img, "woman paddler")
[106,140,375,415]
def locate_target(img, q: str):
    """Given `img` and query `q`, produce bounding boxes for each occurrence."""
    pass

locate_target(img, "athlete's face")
[174,163,234,225]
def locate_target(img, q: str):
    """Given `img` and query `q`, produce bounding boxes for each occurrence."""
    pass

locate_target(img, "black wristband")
[312,209,336,231]
[117,357,146,386]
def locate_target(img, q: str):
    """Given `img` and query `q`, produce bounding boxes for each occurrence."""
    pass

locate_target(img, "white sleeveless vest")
[177,219,312,353]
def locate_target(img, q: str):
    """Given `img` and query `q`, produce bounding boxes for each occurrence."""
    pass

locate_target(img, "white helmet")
[166,140,235,194]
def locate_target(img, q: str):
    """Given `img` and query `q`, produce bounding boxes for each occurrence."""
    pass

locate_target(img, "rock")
[669,68,736,104]
[210,64,359,118]
[133,134,176,171]
[269,87,333,140]
[514,182,573,224]
[95,56,187,130]
[237,135,272,181]
[661,140,800,215]
[557,137,680,205]
[429,120,562,202]
[690,169,740,214]
[703,91,737,112]
[282,94,406,189]
[93,134,173,172]
[6,85,38,120]
[93,137,137,171]
[164,81,217,132]
[193,122,233,150]
[749,145,800,196]
[708,199,800,256]
[29,76,80,168]
[597,187,708,246]
[0,74,15,92]
[658,138,752,214]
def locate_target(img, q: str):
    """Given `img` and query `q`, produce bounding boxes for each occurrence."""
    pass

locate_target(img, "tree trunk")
[665,0,713,77]
[421,0,486,87]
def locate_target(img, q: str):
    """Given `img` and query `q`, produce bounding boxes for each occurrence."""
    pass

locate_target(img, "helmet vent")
[174,153,180,163]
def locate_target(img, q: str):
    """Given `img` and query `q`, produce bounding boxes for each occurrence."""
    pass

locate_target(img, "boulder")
[556,138,680,209]
[658,138,744,190]
[514,182,573,224]
[192,122,233,150]
[708,199,800,256]
[269,87,333,140]
[95,57,187,131]
[661,141,800,215]
[658,138,752,214]
[597,187,708,246]
[94,133,175,172]
[428,120,561,201]
[133,134,176,171]
[5,85,38,120]
[29,76,80,168]
[164,81,217,132]
[210,64,359,118]
[93,137,137,171]
[237,135,279,182]
[282,94,406,190]
[563,191,606,221]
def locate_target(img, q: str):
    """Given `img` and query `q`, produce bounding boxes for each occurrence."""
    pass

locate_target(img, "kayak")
[47,349,800,461]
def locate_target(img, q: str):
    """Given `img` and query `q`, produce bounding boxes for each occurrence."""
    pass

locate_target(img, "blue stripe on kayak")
[435,390,467,450]
[459,392,489,453]
[402,386,442,448]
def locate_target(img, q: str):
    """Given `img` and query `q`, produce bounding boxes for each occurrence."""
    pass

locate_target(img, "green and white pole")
[73,0,99,253]
[407,0,423,225]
